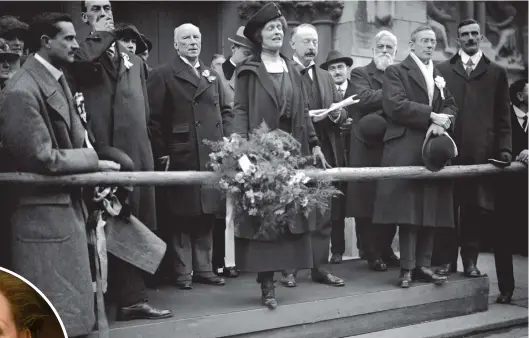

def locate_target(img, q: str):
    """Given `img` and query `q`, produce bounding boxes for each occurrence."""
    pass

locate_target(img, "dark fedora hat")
[140,33,152,53]
[320,50,353,70]
[114,22,148,55]
[0,16,28,39]
[243,2,282,45]
[354,114,387,145]
[0,38,20,62]
[228,26,254,49]
[421,129,458,172]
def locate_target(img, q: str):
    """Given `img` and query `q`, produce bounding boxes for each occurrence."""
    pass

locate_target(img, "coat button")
[216,122,220,128]
[195,120,201,127]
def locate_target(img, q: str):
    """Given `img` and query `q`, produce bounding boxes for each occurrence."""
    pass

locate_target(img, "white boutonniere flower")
[120,52,133,69]
[434,76,446,99]
[73,92,87,124]
[202,69,216,83]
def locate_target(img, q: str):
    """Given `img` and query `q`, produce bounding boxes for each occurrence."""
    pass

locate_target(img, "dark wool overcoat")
[437,53,511,211]
[372,55,457,228]
[0,56,99,336]
[346,61,386,218]
[70,31,157,229]
[147,56,232,217]
[231,54,320,240]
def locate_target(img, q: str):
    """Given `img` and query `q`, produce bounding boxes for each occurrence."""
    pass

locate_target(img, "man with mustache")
[435,19,512,278]
[281,23,346,288]
[345,30,400,272]
[147,23,231,290]
[68,0,172,322]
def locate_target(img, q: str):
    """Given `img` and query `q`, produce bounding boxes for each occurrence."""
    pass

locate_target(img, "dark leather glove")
[499,151,512,164]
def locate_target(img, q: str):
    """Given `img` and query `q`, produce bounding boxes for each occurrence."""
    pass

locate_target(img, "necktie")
[300,64,313,75]
[523,115,528,131]
[191,65,200,78]
[337,87,344,101]
[465,59,474,76]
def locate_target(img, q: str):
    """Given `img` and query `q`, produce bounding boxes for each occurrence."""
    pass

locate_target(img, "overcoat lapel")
[314,68,327,105]
[99,48,118,81]
[194,61,213,99]
[367,61,384,86]
[403,56,428,96]
[451,58,468,80]
[172,56,200,88]
[255,61,279,108]
[432,67,442,103]
[27,56,71,130]
[468,56,489,80]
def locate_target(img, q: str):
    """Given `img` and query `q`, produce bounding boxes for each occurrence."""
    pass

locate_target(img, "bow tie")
[300,64,314,75]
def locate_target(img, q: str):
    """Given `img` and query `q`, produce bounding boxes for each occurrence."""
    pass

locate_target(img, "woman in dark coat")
[231,2,328,309]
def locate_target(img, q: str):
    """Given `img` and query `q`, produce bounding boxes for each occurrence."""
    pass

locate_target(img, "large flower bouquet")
[205,123,340,240]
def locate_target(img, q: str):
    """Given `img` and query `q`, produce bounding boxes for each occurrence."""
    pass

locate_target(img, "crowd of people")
[0,1,526,337]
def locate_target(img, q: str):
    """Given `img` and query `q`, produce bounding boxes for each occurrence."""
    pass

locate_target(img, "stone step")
[88,260,490,338]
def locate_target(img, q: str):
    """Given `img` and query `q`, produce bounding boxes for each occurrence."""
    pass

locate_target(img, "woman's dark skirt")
[235,232,313,272]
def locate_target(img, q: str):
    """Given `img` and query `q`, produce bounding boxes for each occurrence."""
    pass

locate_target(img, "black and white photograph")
[0,1,526,337]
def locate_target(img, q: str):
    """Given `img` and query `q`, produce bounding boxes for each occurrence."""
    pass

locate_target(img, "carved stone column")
[476,2,487,33]
[237,1,344,63]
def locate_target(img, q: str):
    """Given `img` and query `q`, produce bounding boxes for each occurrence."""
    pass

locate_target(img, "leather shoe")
[280,273,297,287]
[435,263,453,276]
[369,259,387,271]
[222,267,239,278]
[116,302,173,321]
[330,253,343,264]
[463,261,484,278]
[173,280,192,290]
[398,269,412,288]
[414,267,447,285]
[312,273,345,287]
[192,275,225,286]
[496,292,513,304]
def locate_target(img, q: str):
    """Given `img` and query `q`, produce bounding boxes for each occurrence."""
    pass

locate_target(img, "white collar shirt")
[459,49,482,71]
[35,53,63,81]
[293,55,315,80]
[513,104,528,132]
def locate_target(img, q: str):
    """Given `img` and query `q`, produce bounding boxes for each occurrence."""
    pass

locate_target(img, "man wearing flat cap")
[68,0,172,321]
[0,15,28,58]
[344,30,400,272]
[373,25,457,288]
[319,50,354,266]
[280,23,347,288]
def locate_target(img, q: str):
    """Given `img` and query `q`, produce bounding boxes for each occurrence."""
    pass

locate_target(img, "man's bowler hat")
[421,129,458,172]
[114,22,148,55]
[320,50,353,70]
[0,38,20,62]
[243,2,282,45]
[354,114,387,145]
[228,26,254,49]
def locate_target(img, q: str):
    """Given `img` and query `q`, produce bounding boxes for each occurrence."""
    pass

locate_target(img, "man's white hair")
[291,23,318,41]
[373,30,397,48]
[173,23,200,43]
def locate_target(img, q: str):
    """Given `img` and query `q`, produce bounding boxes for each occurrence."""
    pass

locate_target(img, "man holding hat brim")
[372,25,457,288]
[344,30,400,273]
[0,15,28,57]
[320,50,354,265]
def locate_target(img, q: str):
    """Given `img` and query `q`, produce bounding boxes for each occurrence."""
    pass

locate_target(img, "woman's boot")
[257,272,278,309]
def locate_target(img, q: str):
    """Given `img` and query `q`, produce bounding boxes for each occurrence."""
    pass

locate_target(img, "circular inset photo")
[0,267,66,338]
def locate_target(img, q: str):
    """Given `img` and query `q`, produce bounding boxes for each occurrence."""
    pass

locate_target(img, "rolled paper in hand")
[309,95,360,118]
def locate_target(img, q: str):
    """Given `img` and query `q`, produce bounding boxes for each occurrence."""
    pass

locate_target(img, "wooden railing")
[0,163,525,186]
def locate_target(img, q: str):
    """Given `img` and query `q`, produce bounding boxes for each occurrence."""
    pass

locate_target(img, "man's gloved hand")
[499,151,512,164]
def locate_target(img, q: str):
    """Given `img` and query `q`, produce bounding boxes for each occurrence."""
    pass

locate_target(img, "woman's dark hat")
[228,26,254,49]
[320,50,353,70]
[0,16,28,39]
[114,22,148,55]
[0,38,20,62]
[140,33,152,53]
[354,114,387,145]
[243,2,282,45]
[421,129,458,172]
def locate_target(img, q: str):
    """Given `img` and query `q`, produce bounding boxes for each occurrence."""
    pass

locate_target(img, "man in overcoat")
[320,49,354,265]
[344,30,399,271]
[70,0,171,321]
[373,25,457,288]
[281,23,346,288]
[435,19,512,277]
[147,23,231,290]
[0,12,119,337]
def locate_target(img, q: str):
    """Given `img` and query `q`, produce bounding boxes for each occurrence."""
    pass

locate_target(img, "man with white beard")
[345,30,400,272]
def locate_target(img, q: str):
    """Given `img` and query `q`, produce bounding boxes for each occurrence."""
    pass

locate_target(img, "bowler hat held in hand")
[354,114,387,145]
[97,145,135,172]
[421,129,458,172]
